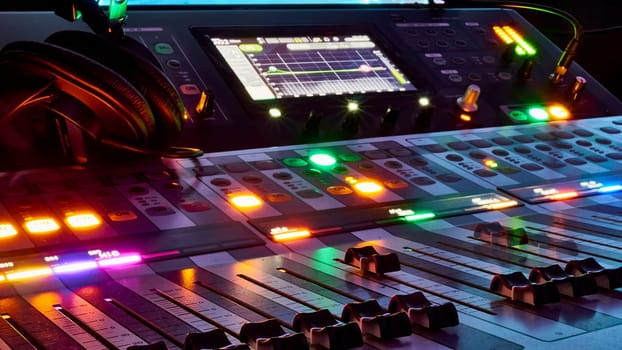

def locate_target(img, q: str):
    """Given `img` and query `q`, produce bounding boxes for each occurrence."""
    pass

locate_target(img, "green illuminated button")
[154,43,174,55]
[404,212,436,222]
[309,153,337,166]
[338,153,362,162]
[283,158,308,167]
[509,110,528,121]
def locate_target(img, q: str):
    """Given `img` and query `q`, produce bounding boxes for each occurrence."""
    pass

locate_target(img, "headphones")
[0,24,202,164]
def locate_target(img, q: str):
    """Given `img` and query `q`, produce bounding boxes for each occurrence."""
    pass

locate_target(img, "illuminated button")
[0,224,17,238]
[549,191,579,200]
[353,181,383,194]
[268,107,283,119]
[327,186,354,195]
[230,195,262,208]
[548,105,570,120]
[24,218,60,234]
[108,210,137,222]
[265,193,292,203]
[508,110,528,121]
[270,227,311,242]
[98,253,142,267]
[528,107,549,121]
[384,179,409,189]
[66,213,101,229]
[309,153,337,167]
[53,261,98,274]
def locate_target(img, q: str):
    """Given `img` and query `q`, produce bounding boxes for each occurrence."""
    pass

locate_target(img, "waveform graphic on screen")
[211,34,416,100]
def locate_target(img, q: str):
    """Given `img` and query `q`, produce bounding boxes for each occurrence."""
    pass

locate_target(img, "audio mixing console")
[2,4,622,350]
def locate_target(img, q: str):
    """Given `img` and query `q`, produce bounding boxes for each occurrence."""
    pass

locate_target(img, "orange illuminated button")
[24,218,60,234]
[0,223,17,238]
[108,210,138,222]
[327,186,354,195]
[65,213,101,229]
[269,227,311,241]
[230,194,262,208]
[265,193,292,203]
[383,179,408,189]
[548,105,571,120]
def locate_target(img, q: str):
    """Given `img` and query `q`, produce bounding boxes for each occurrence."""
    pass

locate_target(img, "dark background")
[1,0,620,98]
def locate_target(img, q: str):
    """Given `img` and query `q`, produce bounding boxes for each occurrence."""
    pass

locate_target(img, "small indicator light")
[528,107,549,121]
[488,200,519,210]
[0,224,17,238]
[309,153,337,167]
[548,105,570,120]
[549,191,579,200]
[66,213,101,229]
[230,194,262,208]
[268,108,282,119]
[404,212,436,222]
[24,218,60,234]
[353,181,383,194]
[347,101,360,112]
[460,114,472,122]
[270,227,311,242]
[52,261,98,274]
[484,159,498,168]
[97,254,142,267]
[418,96,431,107]
[599,185,622,193]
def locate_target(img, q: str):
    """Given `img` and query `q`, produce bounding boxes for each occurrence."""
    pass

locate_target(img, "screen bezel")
[192,25,419,110]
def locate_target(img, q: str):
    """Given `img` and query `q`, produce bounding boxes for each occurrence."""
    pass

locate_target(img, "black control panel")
[1,5,622,350]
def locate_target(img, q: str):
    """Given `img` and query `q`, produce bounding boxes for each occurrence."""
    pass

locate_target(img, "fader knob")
[457,84,480,112]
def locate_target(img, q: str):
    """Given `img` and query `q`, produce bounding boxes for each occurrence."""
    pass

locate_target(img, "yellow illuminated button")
[353,181,383,194]
[6,267,53,281]
[66,213,101,229]
[0,223,17,238]
[269,227,311,242]
[108,210,138,222]
[265,193,292,203]
[230,194,262,208]
[549,191,579,200]
[24,218,60,234]
[460,113,472,122]
[326,185,354,195]
[383,179,409,189]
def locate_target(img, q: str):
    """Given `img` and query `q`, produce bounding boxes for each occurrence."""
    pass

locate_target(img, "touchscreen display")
[208,33,416,101]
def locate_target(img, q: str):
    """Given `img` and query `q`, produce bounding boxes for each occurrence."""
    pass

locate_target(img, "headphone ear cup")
[0,40,155,146]
[45,30,184,149]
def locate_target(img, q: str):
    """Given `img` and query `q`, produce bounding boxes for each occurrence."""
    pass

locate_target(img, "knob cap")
[457,84,480,112]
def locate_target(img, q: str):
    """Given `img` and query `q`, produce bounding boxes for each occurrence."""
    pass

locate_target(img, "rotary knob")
[457,84,480,112]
